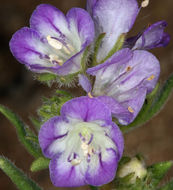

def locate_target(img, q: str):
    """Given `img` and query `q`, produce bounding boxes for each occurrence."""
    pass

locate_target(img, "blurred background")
[0,0,173,189]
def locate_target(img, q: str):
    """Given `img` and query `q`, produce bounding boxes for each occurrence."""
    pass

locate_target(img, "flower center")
[46,35,76,66]
[66,121,116,167]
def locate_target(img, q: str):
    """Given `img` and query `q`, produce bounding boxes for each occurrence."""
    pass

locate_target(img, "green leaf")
[38,90,72,122]
[147,161,173,188]
[121,73,173,133]
[0,105,42,158]
[0,156,42,190]
[30,157,50,172]
[157,180,173,190]
[29,116,41,131]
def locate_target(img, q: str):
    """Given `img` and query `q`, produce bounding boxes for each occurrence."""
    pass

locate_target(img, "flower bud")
[117,157,147,184]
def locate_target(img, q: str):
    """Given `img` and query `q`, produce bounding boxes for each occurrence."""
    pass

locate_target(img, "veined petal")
[127,21,170,50]
[78,74,92,93]
[87,0,97,15]
[92,0,139,61]
[30,4,68,38]
[50,154,86,187]
[9,27,58,73]
[39,116,69,158]
[89,49,160,123]
[85,148,118,186]
[96,96,133,125]
[66,8,95,47]
[61,96,112,123]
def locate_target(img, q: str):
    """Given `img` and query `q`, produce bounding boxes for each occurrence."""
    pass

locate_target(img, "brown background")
[0,0,173,189]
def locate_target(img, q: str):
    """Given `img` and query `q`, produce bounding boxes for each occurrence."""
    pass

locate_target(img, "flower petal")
[89,50,160,123]
[78,74,92,93]
[30,4,68,38]
[92,0,139,61]
[128,21,170,50]
[50,154,86,187]
[85,148,118,186]
[66,8,95,47]
[61,96,112,123]
[39,116,70,158]
[97,96,133,125]
[9,27,58,73]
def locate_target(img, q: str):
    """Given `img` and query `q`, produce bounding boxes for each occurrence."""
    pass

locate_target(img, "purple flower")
[86,48,160,124]
[87,0,139,62]
[126,21,170,50]
[39,96,124,187]
[9,4,95,75]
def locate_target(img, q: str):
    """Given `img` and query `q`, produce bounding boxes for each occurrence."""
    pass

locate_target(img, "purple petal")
[127,21,170,50]
[87,48,132,75]
[89,49,160,123]
[61,96,112,123]
[96,96,133,125]
[119,87,147,122]
[30,4,68,38]
[78,74,92,93]
[66,8,95,47]
[87,0,97,15]
[50,154,86,187]
[39,116,69,158]
[85,148,118,186]
[92,0,139,61]
[110,122,124,160]
[9,27,58,73]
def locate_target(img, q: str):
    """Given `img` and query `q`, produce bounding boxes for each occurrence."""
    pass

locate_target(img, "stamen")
[47,35,63,50]
[88,92,93,98]
[67,44,75,52]
[126,66,132,72]
[141,0,149,8]
[128,106,134,113]
[63,46,71,55]
[49,54,63,66]
[147,74,155,81]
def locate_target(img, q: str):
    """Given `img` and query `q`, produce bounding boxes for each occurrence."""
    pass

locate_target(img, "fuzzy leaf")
[30,157,50,172]
[0,156,42,190]
[0,105,42,158]
[147,161,173,188]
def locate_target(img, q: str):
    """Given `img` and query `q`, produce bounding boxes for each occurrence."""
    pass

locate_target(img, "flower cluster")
[9,0,169,187]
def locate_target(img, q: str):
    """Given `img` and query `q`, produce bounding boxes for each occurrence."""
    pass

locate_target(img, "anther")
[126,66,132,72]
[147,74,155,81]
[141,0,149,8]
[71,159,81,166]
[128,106,134,113]
[47,35,63,50]
[88,92,93,98]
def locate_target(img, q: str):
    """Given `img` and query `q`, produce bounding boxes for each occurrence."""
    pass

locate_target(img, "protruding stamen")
[126,66,132,72]
[147,74,155,81]
[88,92,93,98]
[128,106,134,113]
[141,0,149,8]
[49,54,63,66]
[47,35,63,50]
